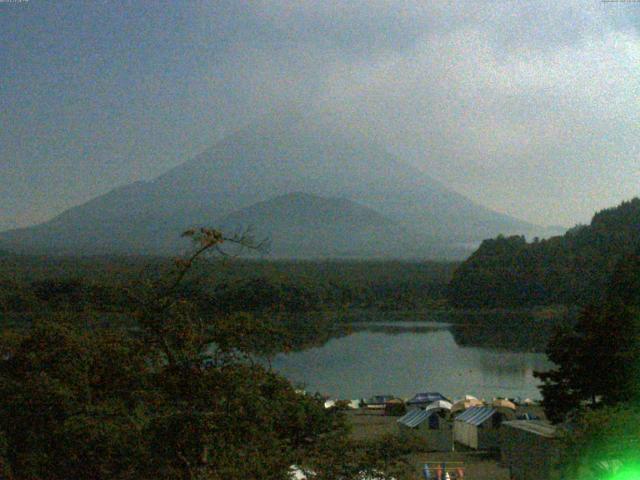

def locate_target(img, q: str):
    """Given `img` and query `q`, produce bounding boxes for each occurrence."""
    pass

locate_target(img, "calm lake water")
[270,320,553,401]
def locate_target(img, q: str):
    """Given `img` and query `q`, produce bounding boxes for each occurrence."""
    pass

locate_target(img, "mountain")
[448,198,640,308]
[217,192,455,258]
[0,110,535,258]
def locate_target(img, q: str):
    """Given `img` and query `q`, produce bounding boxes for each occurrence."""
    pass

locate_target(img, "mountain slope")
[448,198,640,308]
[150,110,533,239]
[216,192,443,258]
[0,110,534,257]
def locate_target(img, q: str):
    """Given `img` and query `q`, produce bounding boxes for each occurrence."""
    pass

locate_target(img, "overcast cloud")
[1,0,639,230]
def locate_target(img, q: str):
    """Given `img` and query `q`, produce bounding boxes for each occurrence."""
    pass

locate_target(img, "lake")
[270,320,553,401]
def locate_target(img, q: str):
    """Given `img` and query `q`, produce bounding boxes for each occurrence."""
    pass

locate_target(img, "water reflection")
[447,311,566,353]
[271,319,553,401]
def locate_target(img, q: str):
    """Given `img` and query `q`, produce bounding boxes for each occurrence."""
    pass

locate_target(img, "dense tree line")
[449,198,640,308]
[535,250,640,421]
[0,229,415,480]
[0,259,454,322]
[534,250,640,478]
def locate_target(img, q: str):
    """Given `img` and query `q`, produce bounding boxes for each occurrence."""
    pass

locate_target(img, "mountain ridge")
[216,191,444,259]
[0,110,537,258]
[448,197,640,307]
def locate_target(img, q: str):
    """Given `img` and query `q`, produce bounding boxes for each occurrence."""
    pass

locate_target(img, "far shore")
[333,304,573,321]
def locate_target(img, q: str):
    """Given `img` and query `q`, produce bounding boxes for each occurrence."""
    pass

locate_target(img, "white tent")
[451,398,483,413]
[426,400,453,411]
[492,399,517,410]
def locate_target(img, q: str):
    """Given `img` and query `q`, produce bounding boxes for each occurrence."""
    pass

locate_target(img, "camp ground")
[453,406,516,450]
[332,391,554,479]
[397,408,453,452]
[422,462,465,479]
[406,392,450,410]
[500,420,560,480]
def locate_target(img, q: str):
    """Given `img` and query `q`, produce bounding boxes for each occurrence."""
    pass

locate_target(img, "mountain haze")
[0,111,536,258]
[217,192,454,258]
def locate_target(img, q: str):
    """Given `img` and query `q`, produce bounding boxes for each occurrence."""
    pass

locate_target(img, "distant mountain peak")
[0,111,536,258]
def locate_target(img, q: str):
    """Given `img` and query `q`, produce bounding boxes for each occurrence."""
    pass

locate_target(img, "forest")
[0,256,455,316]
[448,198,640,309]
[531,247,640,478]
[0,230,422,479]
[1,205,639,478]
[0,254,458,356]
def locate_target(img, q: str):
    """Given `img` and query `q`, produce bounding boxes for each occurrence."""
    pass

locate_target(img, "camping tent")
[500,420,560,480]
[397,409,452,451]
[426,400,453,412]
[492,399,517,410]
[406,392,449,409]
[365,395,396,409]
[451,398,483,414]
[454,406,514,450]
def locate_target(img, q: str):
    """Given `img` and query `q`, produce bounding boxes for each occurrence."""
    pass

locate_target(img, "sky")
[1,0,639,230]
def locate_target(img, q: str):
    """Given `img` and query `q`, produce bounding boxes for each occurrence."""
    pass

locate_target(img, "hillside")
[448,198,640,308]
[219,192,409,258]
[0,110,535,258]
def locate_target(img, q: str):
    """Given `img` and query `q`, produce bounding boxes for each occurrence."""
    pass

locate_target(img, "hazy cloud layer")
[1,0,639,229]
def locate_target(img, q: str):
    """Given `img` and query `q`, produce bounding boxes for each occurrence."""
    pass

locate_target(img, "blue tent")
[398,409,435,428]
[455,407,496,426]
[454,407,512,450]
[398,408,452,451]
[407,392,449,407]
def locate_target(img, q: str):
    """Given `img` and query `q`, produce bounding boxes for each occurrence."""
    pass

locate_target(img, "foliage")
[304,433,415,480]
[0,318,149,480]
[532,245,640,480]
[0,258,456,326]
[212,277,322,313]
[535,251,640,423]
[557,404,640,480]
[449,309,568,353]
[535,304,639,422]
[0,228,401,480]
[384,401,407,417]
[449,198,640,308]
[607,252,640,307]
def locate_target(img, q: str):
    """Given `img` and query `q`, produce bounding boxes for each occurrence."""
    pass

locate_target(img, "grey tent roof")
[455,407,496,426]
[407,392,449,405]
[397,409,434,428]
